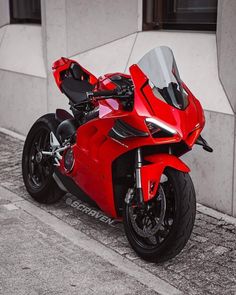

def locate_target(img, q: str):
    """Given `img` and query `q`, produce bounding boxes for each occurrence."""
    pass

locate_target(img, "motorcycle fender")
[141,153,190,202]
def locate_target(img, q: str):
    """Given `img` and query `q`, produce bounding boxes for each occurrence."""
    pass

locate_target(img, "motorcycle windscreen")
[137,46,189,110]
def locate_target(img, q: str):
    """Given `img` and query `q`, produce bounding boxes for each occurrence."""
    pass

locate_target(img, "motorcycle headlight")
[145,118,177,138]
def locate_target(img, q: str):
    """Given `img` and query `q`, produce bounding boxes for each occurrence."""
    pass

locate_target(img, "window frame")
[9,0,41,24]
[143,0,218,31]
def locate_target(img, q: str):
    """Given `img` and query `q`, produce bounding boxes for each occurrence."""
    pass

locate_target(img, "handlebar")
[74,87,133,108]
[86,85,133,100]
[86,89,119,98]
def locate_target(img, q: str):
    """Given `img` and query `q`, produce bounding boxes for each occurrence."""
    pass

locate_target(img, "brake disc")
[129,185,166,238]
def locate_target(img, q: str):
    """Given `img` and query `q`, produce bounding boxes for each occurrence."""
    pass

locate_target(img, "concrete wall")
[0,0,9,27]
[66,0,139,56]
[183,111,235,215]
[0,0,140,133]
[0,70,47,134]
[217,0,236,112]
[40,0,139,113]
[0,24,46,134]
[0,25,46,77]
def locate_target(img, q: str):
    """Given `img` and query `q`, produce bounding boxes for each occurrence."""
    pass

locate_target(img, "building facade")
[0,0,235,216]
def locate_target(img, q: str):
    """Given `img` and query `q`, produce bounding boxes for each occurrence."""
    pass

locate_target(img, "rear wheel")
[123,168,196,263]
[22,114,64,204]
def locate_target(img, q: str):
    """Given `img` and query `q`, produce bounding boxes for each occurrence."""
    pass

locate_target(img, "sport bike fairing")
[61,46,205,218]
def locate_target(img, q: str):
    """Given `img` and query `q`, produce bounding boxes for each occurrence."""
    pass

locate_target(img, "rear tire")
[22,113,64,204]
[123,168,196,263]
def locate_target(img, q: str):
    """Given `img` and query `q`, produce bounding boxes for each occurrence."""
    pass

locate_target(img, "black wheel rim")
[126,171,176,250]
[27,127,53,190]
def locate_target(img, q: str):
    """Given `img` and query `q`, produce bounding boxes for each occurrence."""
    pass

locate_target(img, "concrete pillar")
[217,0,236,112]
[0,0,10,27]
[41,0,68,113]
[217,0,236,217]
[234,117,236,216]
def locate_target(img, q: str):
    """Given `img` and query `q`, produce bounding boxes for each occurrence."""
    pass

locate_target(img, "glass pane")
[10,0,41,23]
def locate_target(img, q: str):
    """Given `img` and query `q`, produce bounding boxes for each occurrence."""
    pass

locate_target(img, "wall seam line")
[218,73,235,114]
[232,117,236,215]
[204,109,234,117]
[216,33,234,113]
[0,23,10,30]
[0,68,46,79]
[124,32,138,72]
[0,25,7,49]
[68,32,137,58]
[65,0,68,57]
[42,0,49,113]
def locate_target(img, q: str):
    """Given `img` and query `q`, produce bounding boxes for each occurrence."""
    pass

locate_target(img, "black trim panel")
[55,169,98,208]
[109,119,149,140]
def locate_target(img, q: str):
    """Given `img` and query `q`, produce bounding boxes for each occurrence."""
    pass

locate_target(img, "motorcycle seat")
[61,77,94,105]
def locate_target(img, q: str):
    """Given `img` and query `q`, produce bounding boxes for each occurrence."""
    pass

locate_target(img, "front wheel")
[123,168,196,263]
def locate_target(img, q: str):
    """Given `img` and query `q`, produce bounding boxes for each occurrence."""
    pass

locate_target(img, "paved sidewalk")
[0,131,235,295]
[0,186,179,295]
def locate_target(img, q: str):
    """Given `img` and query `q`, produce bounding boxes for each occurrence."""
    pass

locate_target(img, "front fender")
[141,153,190,202]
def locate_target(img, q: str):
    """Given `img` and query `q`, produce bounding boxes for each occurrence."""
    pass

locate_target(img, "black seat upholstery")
[70,63,89,80]
[61,77,94,105]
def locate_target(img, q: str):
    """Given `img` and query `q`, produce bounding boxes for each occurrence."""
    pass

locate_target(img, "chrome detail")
[111,127,126,138]
[136,168,142,188]
[136,148,142,189]
[125,188,134,204]
[50,132,60,148]
[110,137,128,148]
[41,132,70,167]
[160,174,168,183]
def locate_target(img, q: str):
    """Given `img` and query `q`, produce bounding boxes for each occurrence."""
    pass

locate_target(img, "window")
[10,0,41,24]
[143,0,218,31]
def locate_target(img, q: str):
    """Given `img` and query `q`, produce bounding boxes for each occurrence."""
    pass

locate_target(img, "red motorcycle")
[22,46,212,262]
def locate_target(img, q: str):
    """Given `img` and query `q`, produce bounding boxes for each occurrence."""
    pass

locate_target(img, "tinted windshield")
[137,46,188,110]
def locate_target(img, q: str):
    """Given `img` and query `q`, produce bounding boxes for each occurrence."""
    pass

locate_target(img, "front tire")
[123,168,196,263]
[22,113,64,204]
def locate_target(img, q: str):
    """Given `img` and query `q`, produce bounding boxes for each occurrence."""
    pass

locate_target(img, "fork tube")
[135,148,144,204]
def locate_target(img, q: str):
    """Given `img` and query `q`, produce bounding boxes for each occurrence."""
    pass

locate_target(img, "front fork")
[135,148,144,204]
[126,148,191,205]
[125,148,144,205]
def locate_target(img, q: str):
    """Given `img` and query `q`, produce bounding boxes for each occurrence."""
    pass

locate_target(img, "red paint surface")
[54,59,205,218]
